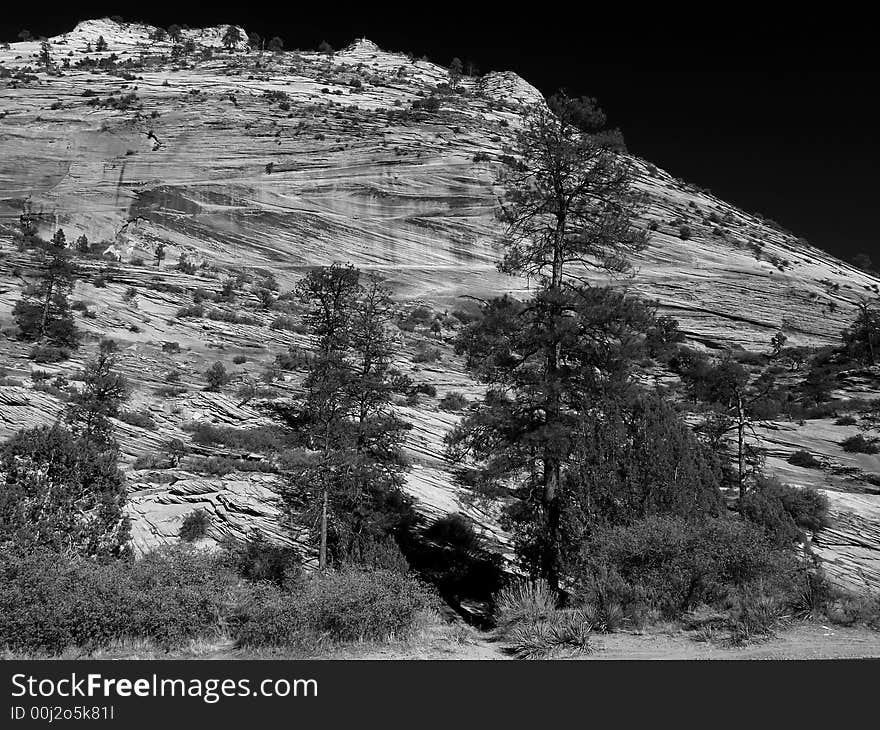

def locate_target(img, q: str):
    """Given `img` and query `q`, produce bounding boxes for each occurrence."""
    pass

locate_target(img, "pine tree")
[12,229,79,347]
[95,35,108,52]
[39,41,52,68]
[279,265,413,570]
[447,93,650,588]
[448,57,463,89]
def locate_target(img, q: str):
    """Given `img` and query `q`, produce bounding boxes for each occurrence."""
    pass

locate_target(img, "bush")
[835,415,857,426]
[572,516,805,621]
[411,342,441,363]
[29,345,70,363]
[117,409,156,430]
[841,434,879,453]
[0,546,235,654]
[788,450,821,468]
[221,532,302,589]
[175,303,204,319]
[179,509,211,541]
[739,476,830,543]
[232,355,247,365]
[204,362,229,391]
[185,423,293,453]
[232,569,431,650]
[439,392,468,411]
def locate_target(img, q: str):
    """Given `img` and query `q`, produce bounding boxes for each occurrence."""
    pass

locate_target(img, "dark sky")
[2,4,878,263]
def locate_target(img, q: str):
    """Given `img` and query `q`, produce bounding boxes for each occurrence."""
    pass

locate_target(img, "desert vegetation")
[1,22,879,660]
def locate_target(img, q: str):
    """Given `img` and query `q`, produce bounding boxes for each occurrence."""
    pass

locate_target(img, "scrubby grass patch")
[492,579,593,658]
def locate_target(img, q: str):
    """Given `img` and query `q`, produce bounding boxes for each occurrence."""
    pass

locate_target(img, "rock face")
[1,19,879,589]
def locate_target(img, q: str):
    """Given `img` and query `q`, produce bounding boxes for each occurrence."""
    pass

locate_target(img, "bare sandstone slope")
[1,19,880,587]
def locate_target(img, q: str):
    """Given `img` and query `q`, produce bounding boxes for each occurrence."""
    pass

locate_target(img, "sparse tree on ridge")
[39,41,52,68]
[268,36,284,53]
[12,229,79,347]
[448,57,463,89]
[222,25,242,51]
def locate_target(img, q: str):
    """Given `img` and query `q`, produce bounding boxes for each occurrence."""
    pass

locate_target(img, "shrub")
[788,450,821,468]
[117,409,156,430]
[179,509,211,542]
[232,355,247,365]
[0,546,236,654]
[411,342,441,363]
[270,315,301,331]
[835,415,857,426]
[414,382,437,397]
[154,384,188,398]
[204,362,229,391]
[473,151,491,163]
[221,532,302,589]
[30,345,70,363]
[185,423,292,453]
[841,434,879,453]
[175,303,204,319]
[679,225,692,240]
[439,392,468,411]
[232,569,431,649]
[739,476,830,543]
[572,516,805,621]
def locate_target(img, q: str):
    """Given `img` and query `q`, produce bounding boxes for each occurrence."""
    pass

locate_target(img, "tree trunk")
[39,269,56,340]
[319,484,328,572]
[737,394,746,499]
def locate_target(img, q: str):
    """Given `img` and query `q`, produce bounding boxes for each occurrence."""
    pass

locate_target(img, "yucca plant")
[494,579,557,630]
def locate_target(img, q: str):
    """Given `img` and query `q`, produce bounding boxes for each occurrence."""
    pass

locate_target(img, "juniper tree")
[0,424,130,559]
[65,338,130,446]
[447,94,650,588]
[12,229,79,347]
[167,25,182,42]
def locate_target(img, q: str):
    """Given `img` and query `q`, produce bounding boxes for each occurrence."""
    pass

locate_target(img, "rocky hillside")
[2,18,880,588]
